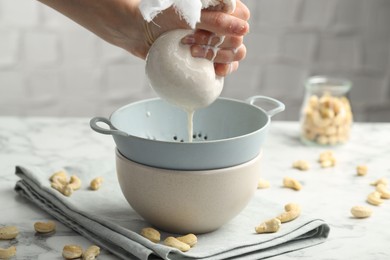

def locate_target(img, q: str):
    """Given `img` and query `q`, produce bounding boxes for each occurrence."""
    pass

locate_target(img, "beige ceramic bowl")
[116,149,261,234]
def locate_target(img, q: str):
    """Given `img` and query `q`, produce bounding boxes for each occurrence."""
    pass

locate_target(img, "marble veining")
[1,117,390,259]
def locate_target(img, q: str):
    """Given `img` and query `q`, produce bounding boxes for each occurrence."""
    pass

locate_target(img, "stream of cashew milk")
[185,35,226,142]
[187,110,194,142]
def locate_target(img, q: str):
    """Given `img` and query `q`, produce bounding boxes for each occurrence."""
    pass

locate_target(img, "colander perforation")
[171,132,208,142]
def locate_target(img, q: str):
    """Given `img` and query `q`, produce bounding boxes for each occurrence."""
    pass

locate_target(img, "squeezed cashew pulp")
[201,0,236,13]
[146,29,224,142]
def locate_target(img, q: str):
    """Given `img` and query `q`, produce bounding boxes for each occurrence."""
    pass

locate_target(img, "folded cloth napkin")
[15,159,329,260]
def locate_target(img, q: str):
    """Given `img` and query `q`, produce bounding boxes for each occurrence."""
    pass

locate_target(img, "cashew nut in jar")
[300,76,353,146]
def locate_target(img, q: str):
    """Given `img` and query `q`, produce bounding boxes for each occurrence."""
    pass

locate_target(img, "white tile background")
[0,0,389,121]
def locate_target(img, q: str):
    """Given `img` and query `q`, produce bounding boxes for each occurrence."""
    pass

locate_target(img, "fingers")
[181,30,243,49]
[231,0,250,21]
[181,28,246,75]
[215,61,239,77]
[197,0,250,36]
[181,29,245,63]
[197,11,249,36]
[197,0,250,37]
[190,0,249,77]
[180,0,249,77]
[190,44,246,64]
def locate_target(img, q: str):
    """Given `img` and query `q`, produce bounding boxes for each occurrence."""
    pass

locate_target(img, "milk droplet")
[210,35,225,62]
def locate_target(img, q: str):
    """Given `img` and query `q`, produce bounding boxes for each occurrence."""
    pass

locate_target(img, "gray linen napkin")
[14,159,329,260]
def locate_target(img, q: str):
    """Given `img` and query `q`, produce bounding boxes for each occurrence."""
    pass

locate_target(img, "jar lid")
[306,76,352,95]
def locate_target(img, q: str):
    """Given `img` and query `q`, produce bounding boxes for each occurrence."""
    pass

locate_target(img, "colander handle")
[246,96,285,117]
[90,117,129,137]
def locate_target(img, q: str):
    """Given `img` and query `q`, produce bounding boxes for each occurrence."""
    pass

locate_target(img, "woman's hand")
[190,1,250,77]
[147,0,250,76]
[37,0,250,76]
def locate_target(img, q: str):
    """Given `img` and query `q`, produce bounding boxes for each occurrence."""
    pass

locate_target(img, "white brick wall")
[0,28,19,67]
[24,31,59,64]
[0,0,389,121]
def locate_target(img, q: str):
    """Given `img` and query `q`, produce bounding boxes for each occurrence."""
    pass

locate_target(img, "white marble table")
[1,117,389,259]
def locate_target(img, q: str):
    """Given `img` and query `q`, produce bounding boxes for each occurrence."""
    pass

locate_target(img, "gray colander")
[90,96,284,170]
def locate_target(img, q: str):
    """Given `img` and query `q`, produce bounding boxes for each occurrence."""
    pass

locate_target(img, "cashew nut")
[51,181,64,192]
[257,178,270,189]
[350,206,373,218]
[63,185,74,197]
[376,184,390,199]
[318,150,336,168]
[292,160,310,171]
[0,226,18,240]
[0,246,16,259]
[276,203,301,223]
[164,237,190,252]
[176,234,197,247]
[62,245,83,259]
[321,159,336,168]
[356,165,368,176]
[50,172,81,196]
[367,191,384,206]
[51,181,73,197]
[319,150,334,162]
[140,227,160,243]
[283,177,302,191]
[371,178,388,187]
[50,170,68,185]
[255,218,281,234]
[51,179,73,197]
[68,175,82,191]
[82,245,100,260]
[34,221,56,233]
[90,177,103,191]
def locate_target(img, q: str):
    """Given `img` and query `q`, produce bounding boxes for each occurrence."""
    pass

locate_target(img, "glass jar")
[300,76,353,146]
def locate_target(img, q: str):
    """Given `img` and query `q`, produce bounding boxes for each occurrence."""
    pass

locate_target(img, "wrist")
[114,0,151,59]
